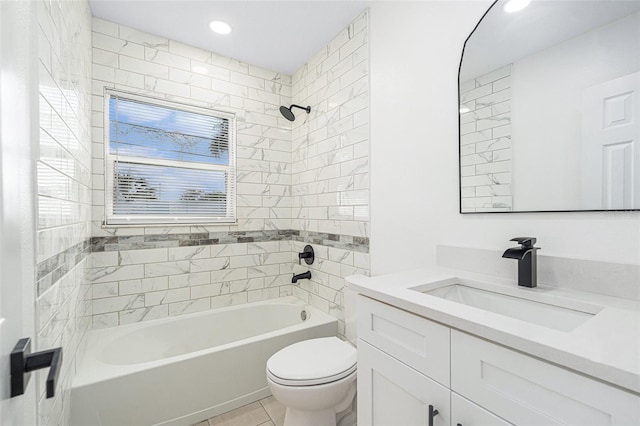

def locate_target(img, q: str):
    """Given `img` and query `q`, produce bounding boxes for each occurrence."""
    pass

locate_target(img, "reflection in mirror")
[459,0,640,213]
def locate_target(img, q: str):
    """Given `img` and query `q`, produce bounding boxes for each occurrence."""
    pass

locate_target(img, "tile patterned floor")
[193,396,286,426]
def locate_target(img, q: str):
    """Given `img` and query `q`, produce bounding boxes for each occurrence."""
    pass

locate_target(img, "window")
[104,90,236,225]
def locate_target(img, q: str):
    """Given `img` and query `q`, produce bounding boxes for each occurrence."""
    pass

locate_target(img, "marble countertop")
[346,268,640,394]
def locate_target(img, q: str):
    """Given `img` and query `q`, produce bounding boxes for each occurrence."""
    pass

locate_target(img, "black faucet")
[292,270,312,283]
[502,237,541,288]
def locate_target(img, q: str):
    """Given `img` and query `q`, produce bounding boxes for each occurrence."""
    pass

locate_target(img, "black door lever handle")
[11,337,62,398]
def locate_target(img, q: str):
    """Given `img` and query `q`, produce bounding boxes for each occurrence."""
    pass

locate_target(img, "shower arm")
[290,104,311,113]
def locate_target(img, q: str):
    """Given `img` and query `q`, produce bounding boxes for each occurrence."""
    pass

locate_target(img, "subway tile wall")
[459,64,512,212]
[90,19,296,328]
[290,11,370,335]
[90,18,294,237]
[37,0,93,424]
[89,236,297,328]
[89,13,370,333]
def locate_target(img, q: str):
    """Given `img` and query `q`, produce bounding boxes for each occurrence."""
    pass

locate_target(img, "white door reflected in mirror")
[582,72,640,210]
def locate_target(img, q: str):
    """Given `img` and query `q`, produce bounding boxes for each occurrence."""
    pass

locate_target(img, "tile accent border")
[89,229,299,252]
[294,231,369,253]
[36,230,369,296]
[88,230,369,253]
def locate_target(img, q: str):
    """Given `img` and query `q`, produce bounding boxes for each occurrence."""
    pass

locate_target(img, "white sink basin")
[422,283,598,332]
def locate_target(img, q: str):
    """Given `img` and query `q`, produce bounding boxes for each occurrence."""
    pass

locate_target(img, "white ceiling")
[89,0,369,75]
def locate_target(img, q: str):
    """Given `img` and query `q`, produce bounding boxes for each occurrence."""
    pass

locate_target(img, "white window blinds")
[105,91,236,225]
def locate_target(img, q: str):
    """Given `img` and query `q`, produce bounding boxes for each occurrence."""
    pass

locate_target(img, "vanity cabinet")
[357,295,640,426]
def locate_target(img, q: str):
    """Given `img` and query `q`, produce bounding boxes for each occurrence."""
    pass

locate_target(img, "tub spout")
[292,271,311,283]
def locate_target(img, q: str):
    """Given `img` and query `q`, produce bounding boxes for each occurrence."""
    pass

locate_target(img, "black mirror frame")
[457,0,639,214]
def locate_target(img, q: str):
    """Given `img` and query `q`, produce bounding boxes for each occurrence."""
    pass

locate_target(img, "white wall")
[369,1,488,274]
[369,1,640,275]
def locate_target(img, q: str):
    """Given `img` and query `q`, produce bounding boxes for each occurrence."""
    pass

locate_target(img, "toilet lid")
[267,337,357,386]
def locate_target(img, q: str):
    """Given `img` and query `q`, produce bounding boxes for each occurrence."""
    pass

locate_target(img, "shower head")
[279,104,311,122]
[279,106,295,121]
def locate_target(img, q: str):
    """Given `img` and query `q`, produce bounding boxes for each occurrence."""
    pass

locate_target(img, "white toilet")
[266,336,357,426]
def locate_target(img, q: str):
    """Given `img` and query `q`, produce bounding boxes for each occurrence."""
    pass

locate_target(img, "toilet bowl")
[266,336,357,426]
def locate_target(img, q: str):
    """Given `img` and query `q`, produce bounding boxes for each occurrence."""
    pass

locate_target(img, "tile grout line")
[259,397,281,426]
[258,399,274,426]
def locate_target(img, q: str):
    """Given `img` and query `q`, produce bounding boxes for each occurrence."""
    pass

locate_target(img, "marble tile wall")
[91,18,293,237]
[90,241,296,328]
[36,0,93,424]
[90,19,296,327]
[459,64,512,212]
[88,14,371,332]
[89,228,370,329]
[89,234,297,328]
[290,11,370,335]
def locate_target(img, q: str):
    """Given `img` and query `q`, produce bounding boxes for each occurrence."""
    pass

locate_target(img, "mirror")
[459,0,640,213]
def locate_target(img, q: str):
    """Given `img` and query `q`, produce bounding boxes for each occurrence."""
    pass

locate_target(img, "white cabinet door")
[451,330,640,426]
[451,392,512,426]
[358,340,450,426]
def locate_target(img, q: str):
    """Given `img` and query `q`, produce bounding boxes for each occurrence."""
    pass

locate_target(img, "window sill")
[101,220,237,228]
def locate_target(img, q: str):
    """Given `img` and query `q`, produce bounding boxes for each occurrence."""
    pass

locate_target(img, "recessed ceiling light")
[503,0,531,13]
[192,66,209,74]
[209,20,232,35]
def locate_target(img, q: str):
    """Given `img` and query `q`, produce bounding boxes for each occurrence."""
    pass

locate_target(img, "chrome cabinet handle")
[428,404,439,426]
[11,337,62,398]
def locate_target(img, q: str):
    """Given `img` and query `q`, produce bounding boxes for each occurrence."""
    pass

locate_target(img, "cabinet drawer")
[358,340,450,426]
[451,392,512,426]
[357,295,450,386]
[451,330,640,425]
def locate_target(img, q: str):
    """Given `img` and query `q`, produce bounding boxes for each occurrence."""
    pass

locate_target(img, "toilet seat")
[267,337,357,386]
[267,363,356,386]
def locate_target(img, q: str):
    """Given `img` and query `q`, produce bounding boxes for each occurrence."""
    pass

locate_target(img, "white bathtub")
[70,297,337,426]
